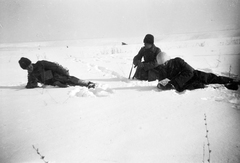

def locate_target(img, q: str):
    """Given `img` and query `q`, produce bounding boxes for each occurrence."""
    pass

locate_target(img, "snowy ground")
[0,34,240,163]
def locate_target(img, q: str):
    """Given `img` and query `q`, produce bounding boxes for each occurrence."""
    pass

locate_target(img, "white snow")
[0,34,240,163]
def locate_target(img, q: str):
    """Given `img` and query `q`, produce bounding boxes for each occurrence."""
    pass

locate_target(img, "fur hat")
[19,57,31,69]
[143,34,154,44]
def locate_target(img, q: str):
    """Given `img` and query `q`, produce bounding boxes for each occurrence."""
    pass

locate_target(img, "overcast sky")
[0,0,240,43]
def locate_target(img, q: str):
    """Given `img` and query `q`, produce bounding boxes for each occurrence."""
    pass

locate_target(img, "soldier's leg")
[133,67,148,80]
[194,70,233,84]
[68,76,95,88]
[194,70,238,90]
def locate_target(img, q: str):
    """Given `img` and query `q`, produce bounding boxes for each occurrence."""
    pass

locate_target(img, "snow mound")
[203,85,240,109]
[69,87,95,97]
[214,91,240,110]
[69,84,114,97]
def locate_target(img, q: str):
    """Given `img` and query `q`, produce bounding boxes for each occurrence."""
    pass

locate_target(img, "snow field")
[0,36,240,163]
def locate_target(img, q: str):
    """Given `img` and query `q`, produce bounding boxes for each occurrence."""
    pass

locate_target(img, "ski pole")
[128,64,134,79]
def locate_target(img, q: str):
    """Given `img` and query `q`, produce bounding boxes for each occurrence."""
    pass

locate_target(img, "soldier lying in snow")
[18,57,95,89]
[155,52,239,92]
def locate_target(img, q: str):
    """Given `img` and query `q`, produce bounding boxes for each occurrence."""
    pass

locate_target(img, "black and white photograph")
[0,0,240,162]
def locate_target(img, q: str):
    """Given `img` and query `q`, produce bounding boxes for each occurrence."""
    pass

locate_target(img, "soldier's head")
[143,34,154,49]
[18,57,33,72]
[156,52,171,65]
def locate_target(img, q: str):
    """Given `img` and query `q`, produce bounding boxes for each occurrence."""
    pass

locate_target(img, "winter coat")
[133,45,161,80]
[26,60,70,88]
[133,44,161,70]
[157,57,195,90]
